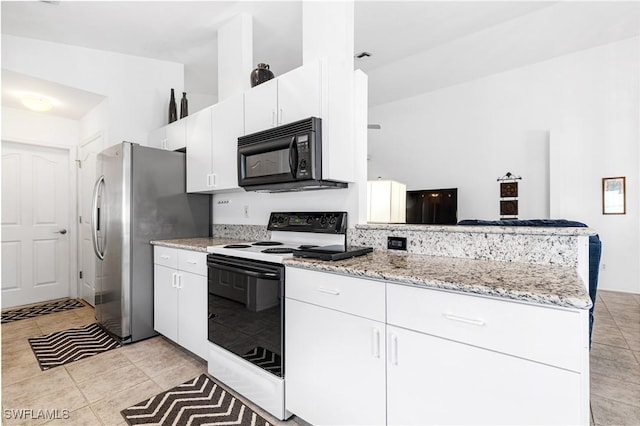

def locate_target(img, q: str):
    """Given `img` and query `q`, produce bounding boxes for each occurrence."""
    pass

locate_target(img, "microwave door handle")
[289,136,298,179]
[288,136,298,178]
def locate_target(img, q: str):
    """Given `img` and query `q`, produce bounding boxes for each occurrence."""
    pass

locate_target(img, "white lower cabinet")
[386,324,582,425]
[285,299,386,426]
[284,267,589,426]
[153,246,208,359]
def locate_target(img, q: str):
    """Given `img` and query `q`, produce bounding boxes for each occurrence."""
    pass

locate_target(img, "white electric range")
[204,212,352,420]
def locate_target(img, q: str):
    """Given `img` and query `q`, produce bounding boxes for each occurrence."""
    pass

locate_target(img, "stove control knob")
[278,216,285,224]
[329,216,337,225]
[320,216,327,226]
[306,216,313,224]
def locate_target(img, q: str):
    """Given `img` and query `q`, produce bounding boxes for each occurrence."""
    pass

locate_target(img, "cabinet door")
[244,78,277,135]
[285,298,386,426]
[186,106,213,193]
[148,126,167,150]
[153,264,178,343]
[165,119,186,151]
[276,60,322,126]
[177,271,208,360]
[211,94,243,191]
[386,325,583,426]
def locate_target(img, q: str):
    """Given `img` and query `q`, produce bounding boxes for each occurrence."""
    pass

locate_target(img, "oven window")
[208,264,283,377]
[244,149,290,178]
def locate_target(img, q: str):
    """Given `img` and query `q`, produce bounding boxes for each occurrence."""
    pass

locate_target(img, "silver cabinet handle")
[442,313,486,327]
[390,334,398,365]
[317,287,340,296]
[55,229,68,235]
[186,260,198,265]
[372,327,381,359]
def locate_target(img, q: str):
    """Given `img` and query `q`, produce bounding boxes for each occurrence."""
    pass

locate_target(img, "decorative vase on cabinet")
[180,92,188,119]
[250,63,275,88]
[168,88,177,123]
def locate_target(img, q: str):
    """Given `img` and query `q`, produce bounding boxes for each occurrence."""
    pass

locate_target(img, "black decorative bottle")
[168,88,177,123]
[250,63,275,87]
[180,92,188,119]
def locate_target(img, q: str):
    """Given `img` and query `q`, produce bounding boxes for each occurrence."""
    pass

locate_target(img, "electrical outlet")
[388,236,407,250]
[601,263,607,271]
[244,205,249,218]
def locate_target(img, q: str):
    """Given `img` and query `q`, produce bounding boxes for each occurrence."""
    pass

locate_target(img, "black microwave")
[237,117,347,192]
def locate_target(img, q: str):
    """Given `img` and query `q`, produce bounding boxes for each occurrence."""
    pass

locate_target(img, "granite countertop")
[150,237,249,252]
[284,251,592,310]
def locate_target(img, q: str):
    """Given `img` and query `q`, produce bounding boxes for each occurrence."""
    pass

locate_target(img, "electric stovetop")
[292,245,373,261]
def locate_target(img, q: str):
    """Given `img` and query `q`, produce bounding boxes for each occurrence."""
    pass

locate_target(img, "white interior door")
[78,135,103,306]
[2,141,71,308]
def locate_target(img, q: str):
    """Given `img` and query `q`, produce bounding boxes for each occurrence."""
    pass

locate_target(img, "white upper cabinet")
[148,119,186,151]
[186,106,213,193]
[165,119,186,151]
[211,94,244,191]
[244,78,278,135]
[275,60,322,127]
[186,94,244,193]
[244,60,322,135]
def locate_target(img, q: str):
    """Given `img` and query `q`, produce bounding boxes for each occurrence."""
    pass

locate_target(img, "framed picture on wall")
[500,182,519,198]
[500,200,519,216]
[602,177,626,215]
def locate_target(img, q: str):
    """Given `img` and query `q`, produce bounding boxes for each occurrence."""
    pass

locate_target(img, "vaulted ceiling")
[2,1,639,118]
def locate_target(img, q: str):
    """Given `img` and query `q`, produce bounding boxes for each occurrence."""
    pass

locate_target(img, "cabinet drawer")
[286,268,385,322]
[154,246,178,269]
[178,250,207,276]
[386,284,587,372]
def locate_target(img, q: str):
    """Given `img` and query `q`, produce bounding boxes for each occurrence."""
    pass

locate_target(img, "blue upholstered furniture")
[457,219,601,346]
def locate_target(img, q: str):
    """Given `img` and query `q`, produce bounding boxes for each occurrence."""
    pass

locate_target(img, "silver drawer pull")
[186,260,198,264]
[317,287,340,296]
[443,313,486,326]
[160,255,171,260]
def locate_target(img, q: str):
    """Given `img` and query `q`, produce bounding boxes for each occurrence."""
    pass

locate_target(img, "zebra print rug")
[28,323,121,370]
[1,298,86,323]
[121,374,272,426]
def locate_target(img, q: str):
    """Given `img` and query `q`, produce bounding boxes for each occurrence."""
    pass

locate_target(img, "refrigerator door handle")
[91,175,106,260]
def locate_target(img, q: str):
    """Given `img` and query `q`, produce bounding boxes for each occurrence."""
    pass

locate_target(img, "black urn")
[250,63,275,87]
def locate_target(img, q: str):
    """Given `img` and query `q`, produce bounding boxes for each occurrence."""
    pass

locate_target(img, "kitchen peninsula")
[153,223,594,425]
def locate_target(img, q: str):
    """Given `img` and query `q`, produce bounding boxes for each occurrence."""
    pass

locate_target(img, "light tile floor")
[589,290,640,426]
[0,303,305,426]
[1,291,639,425]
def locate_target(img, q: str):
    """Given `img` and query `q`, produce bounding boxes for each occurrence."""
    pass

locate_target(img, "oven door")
[207,254,284,378]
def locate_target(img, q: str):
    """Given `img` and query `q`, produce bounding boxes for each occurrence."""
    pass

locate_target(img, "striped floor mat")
[28,323,121,370]
[121,374,272,426]
[1,298,85,323]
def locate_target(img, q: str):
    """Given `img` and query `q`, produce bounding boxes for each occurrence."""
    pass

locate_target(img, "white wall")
[2,107,80,148]
[2,35,184,147]
[368,36,639,294]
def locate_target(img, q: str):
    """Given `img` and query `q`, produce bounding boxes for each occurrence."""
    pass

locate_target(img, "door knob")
[55,229,68,235]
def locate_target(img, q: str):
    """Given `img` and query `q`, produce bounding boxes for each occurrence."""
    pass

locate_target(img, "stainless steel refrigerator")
[91,142,210,343]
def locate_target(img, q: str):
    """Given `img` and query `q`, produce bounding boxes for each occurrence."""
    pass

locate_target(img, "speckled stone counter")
[150,237,249,252]
[284,251,592,310]
[349,224,596,268]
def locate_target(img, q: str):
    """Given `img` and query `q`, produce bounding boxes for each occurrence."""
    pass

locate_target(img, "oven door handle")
[208,262,280,280]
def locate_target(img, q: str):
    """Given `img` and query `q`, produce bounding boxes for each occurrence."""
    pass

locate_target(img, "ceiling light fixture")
[355,51,372,59]
[21,96,53,112]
